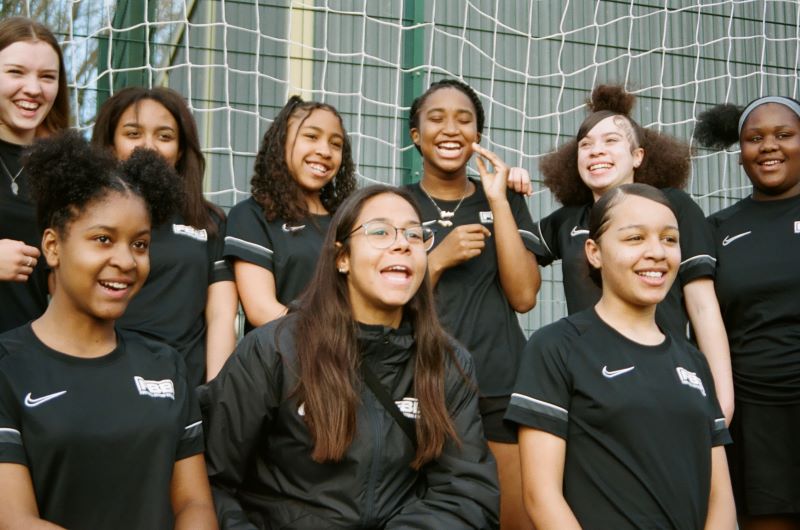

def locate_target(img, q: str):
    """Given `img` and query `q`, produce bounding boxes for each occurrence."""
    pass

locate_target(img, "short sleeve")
[509,191,541,256]
[695,354,731,447]
[175,357,204,461]
[0,357,26,466]
[209,210,234,284]
[224,198,276,271]
[664,188,717,285]
[504,323,573,439]
[527,209,561,267]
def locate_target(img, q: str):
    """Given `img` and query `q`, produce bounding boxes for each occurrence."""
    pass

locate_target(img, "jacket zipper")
[361,391,383,527]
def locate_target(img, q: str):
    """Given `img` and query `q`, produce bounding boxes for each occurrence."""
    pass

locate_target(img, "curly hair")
[408,78,485,154]
[539,85,691,206]
[91,86,223,236]
[694,98,800,150]
[0,17,70,135]
[24,130,181,234]
[251,96,356,224]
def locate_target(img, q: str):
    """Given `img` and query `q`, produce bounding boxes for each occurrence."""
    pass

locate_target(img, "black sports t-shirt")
[0,139,48,333]
[117,212,233,386]
[531,188,716,339]
[506,309,729,529]
[224,196,330,330]
[709,194,800,404]
[0,325,203,530]
[406,180,538,397]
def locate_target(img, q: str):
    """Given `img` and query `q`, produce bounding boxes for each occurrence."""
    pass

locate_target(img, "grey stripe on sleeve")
[713,418,726,432]
[0,427,22,445]
[224,236,274,257]
[509,392,568,422]
[182,420,204,441]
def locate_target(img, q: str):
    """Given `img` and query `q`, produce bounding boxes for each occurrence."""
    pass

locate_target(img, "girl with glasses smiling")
[202,185,499,529]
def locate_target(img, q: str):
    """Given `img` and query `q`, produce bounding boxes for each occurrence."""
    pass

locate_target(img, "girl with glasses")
[202,185,499,529]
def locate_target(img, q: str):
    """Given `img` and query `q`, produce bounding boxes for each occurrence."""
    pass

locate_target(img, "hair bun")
[587,84,636,116]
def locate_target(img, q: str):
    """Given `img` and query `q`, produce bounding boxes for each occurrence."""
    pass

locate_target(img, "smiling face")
[0,40,60,144]
[285,108,344,196]
[410,87,480,180]
[112,99,181,168]
[739,102,800,201]
[585,194,680,310]
[336,193,428,327]
[577,116,644,201]
[44,191,152,323]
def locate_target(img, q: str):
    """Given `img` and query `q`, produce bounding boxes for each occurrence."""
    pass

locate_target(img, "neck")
[752,183,800,202]
[420,171,472,200]
[594,295,664,346]
[32,297,118,358]
[0,125,35,146]
[304,192,328,215]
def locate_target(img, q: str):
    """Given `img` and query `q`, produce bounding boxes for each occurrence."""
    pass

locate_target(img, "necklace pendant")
[10,181,18,195]
[440,210,454,219]
[437,219,453,227]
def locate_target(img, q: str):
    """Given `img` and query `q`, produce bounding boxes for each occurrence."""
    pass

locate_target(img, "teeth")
[589,163,612,171]
[638,271,663,278]
[386,266,408,272]
[761,160,781,166]
[16,101,39,111]
[100,281,128,290]
[308,163,328,175]
[437,142,461,150]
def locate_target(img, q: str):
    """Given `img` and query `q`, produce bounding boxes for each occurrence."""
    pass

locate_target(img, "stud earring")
[338,268,348,274]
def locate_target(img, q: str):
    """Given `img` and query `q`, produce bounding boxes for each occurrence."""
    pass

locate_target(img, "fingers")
[508,166,533,196]
[457,223,492,237]
[0,240,39,282]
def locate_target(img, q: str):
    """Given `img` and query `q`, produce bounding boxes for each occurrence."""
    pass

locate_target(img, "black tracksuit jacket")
[200,315,500,529]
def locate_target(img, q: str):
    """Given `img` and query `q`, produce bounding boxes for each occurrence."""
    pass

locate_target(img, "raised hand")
[472,143,510,204]
[0,239,40,282]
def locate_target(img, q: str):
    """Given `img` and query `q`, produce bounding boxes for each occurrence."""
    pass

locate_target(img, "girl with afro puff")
[0,131,217,529]
[696,97,800,529]
[224,96,357,330]
[533,84,734,424]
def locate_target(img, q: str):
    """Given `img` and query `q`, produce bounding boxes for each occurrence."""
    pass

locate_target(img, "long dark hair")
[91,86,223,235]
[0,17,70,136]
[251,95,356,224]
[540,85,691,206]
[290,185,460,469]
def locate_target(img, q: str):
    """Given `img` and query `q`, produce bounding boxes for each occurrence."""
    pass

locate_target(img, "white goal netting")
[6,0,799,330]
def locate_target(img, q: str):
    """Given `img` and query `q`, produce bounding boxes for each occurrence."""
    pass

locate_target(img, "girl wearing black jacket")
[202,185,499,529]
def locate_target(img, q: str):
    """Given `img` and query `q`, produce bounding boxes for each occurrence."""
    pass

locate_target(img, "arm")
[385,353,500,529]
[171,454,218,530]
[473,143,541,312]
[683,279,734,424]
[704,446,736,530]
[0,463,66,529]
[233,260,287,327]
[426,224,491,287]
[0,240,40,282]
[518,428,581,530]
[205,280,239,381]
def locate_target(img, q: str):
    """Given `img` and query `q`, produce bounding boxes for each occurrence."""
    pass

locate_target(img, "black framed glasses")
[344,221,435,251]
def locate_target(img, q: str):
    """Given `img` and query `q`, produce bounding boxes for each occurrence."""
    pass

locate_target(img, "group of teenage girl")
[0,15,797,530]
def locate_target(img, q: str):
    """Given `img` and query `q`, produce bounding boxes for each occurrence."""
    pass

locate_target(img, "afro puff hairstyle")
[250,95,356,224]
[24,130,182,234]
[408,78,485,154]
[539,84,691,206]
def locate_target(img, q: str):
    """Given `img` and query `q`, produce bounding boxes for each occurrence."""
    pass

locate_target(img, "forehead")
[290,107,343,133]
[743,102,800,130]
[119,99,177,126]
[421,87,475,113]
[607,194,676,227]
[586,115,632,137]
[0,40,59,70]
[356,193,419,223]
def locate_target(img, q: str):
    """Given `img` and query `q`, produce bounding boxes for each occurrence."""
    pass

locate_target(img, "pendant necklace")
[419,179,470,227]
[0,155,22,196]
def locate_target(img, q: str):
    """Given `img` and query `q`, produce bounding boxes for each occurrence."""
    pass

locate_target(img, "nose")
[760,135,778,152]
[643,235,667,260]
[315,140,332,159]
[390,228,412,252]
[22,74,42,96]
[110,243,138,272]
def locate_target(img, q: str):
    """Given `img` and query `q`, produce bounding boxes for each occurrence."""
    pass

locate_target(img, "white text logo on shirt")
[395,397,420,419]
[479,211,494,224]
[134,376,175,400]
[676,367,706,396]
[794,221,800,234]
[173,224,208,241]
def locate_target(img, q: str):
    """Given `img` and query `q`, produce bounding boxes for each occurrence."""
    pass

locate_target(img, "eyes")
[425,111,475,125]
[3,67,57,81]
[93,234,150,252]
[121,128,177,142]
[579,135,622,150]
[622,232,679,245]
[745,130,796,143]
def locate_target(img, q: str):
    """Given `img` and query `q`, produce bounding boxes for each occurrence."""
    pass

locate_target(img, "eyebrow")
[300,124,344,140]
[86,224,151,236]
[617,224,678,231]
[364,217,421,226]
[120,122,176,131]
[425,107,474,115]
[2,63,58,73]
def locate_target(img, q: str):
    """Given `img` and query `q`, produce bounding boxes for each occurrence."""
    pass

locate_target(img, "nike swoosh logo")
[570,226,589,237]
[721,231,751,246]
[602,366,635,378]
[24,390,67,408]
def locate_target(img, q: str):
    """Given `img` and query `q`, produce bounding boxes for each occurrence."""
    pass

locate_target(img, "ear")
[632,146,645,169]
[476,132,482,144]
[41,228,61,269]
[335,242,350,274]
[410,127,420,147]
[585,237,602,271]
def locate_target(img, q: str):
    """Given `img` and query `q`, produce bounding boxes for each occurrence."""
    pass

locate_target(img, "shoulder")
[118,329,185,370]
[0,326,30,364]
[707,199,747,226]
[228,197,264,220]
[662,188,703,213]
[541,204,588,227]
